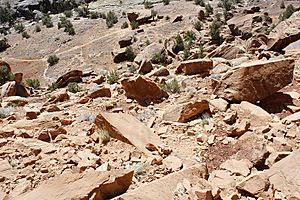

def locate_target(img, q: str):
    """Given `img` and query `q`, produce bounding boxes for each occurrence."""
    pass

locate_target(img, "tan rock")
[4,96,28,106]
[207,44,244,60]
[88,87,111,99]
[148,67,170,77]
[176,59,213,75]
[268,11,300,52]
[134,43,164,65]
[0,128,14,138]
[45,89,70,105]
[220,159,252,177]
[117,165,209,200]
[56,70,83,88]
[19,169,133,200]
[265,150,300,199]
[138,59,153,74]
[282,111,300,123]
[25,109,39,120]
[163,155,183,171]
[163,100,209,123]
[37,126,67,142]
[95,112,164,156]
[229,119,250,137]
[0,81,17,97]
[236,172,269,196]
[121,76,168,105]
[214,58,295,103]
[209,98,228,112]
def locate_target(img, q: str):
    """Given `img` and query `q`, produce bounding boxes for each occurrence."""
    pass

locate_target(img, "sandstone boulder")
[119,36,133,48]
[268,11,300,52]
[0,81,30,98]
[207,44,244,60]
[121,76,168,105]
[236,172,269,196]
[56,70,83,88]
[95,112,164,156]
[45,89,70,105]
[214,58,295,103]
[134,43,164,65]
[163,100,209,123]
[265,150,300,199]
[117,165,209,200]
[19,169,133,200]
[176,59,213,75]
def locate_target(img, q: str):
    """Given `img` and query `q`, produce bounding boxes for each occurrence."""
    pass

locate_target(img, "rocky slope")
[1,0,300,199]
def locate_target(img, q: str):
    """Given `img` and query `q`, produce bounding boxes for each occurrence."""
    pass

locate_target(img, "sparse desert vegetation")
[0,0,300,199]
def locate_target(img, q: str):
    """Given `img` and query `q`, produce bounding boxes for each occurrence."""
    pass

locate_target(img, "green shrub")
[172,34,184,53]
[129,65,138,74]
[21,31,30,39]
[163,0,170,5]
[98,129,111,144]
[0,65,14,85]
[195,0,205,6]
[75,6,89,17]
[58,17,75,35]
[198,44,205,58]
[280,1,285,9]
[219,0,232,11]
[67,82,80,93]
[193,20,202,31]
[152,51,167,64]
[125,46,136,61]
[89,12,99,19]
[64,10,73,18]
[121,21,129,29]
[107,70,119,84]
[26,79,40,89]
[209,20,222,42]
[35,25,41,32]
[106,11,118,28]
[47,55,59,66]
[205,3,213,16]
[0,38,10,52]
[279,4,295,21]
[0,4,15,25]
[184,30,196,42]
[144,0,153,9]
[161,79,181,93]
[223,9,231,22]
[48,82,58,91]
[14,23,25,33]
[130,21,139,30]
[183,44,191,60]
[42,14,53,28]
[266,24,276,35]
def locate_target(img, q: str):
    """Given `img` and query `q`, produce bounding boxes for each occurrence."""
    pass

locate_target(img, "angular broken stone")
[95,112,164,156]
[19,169,133,200]
[56,70,83,88]
[163,100,209,123]
[117,165,209,200]
[236,172,269,196]
[220,159,252,177]
[265,150,300,199]
[176,59,213,75]
[121,76,168,105]
[213,58,295,103]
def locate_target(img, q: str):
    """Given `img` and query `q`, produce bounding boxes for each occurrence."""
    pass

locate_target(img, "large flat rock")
[115,164,209,200]
[213,58,295,103]
[18,169,133,200]
[95,112,164,156]
[265,150,300,199]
